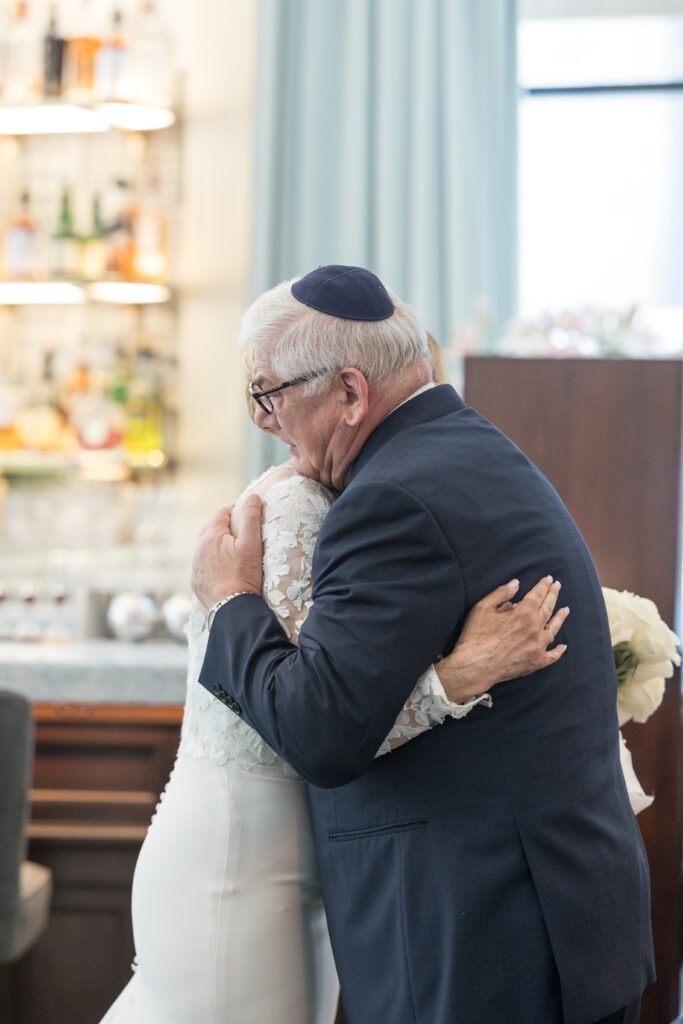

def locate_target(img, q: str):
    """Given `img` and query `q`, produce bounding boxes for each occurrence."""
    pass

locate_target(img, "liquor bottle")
[129,0,175,107]
[43,2,64,97]
[4,1,41,103]
[50,184,78,279]
[0,7,8,101]
[62,360,90,415]
[0,378,23,450]
[133,175,167,282]
[124,352,163,456]
[94,6,129,101]
[70,380,126,448]
[105,179,137,278]
[14,350,64,451]
[79,193,107,280]
[64,0,101,98]
[3,191,37,280]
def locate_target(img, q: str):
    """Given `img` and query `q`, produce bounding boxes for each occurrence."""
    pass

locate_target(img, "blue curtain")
[247,0,518,476]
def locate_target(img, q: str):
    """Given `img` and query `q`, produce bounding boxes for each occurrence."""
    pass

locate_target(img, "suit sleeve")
[199,480,467,787]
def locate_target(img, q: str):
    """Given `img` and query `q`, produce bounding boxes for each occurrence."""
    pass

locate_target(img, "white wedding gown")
[99,465,485,1024]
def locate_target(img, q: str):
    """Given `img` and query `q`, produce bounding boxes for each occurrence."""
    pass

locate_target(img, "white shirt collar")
[389,381,436,416]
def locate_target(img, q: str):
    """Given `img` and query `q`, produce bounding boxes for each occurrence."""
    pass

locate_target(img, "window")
[518,16,683,350]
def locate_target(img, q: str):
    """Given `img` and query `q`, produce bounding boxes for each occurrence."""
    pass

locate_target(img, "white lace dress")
[98,466,488,1024]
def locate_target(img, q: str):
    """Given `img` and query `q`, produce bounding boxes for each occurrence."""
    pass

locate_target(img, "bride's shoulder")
[245,463,332,504]
[241,462,296,498]
[233,464,334,534]
[271,469,333,503]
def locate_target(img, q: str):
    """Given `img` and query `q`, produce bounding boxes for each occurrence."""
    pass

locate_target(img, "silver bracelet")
[207,591,258,628]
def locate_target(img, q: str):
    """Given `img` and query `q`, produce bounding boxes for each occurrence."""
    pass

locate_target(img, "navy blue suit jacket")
[200,385,654,1024]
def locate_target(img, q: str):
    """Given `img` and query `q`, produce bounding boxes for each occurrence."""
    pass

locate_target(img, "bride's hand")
[435,576,569,703]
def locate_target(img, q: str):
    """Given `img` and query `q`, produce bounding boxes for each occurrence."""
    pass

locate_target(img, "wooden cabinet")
[11,702,182,1024]
[4,702,350,1024]
[464,356,682,1024]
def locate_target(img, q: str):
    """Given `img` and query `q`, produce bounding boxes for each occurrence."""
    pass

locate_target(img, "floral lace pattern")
[180,465,490,771]
[374,667,492,757]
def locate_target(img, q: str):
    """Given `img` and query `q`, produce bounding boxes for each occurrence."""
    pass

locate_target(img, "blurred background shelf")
[0,99,175,135]
[0,280,172,304]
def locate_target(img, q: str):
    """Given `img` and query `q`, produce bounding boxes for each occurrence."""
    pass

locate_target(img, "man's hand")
[436,576,569,703]
[191,494,264,613]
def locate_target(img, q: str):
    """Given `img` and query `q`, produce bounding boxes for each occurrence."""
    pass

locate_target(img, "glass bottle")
[133,174,167,282]
[0,378,23,450]
[4,191,37,280]
[14,350,63,451]
[80,193,107,280]
[4,1,41,103]
[50,184,78,279]
[64,0,101,99]
[70,369,126,450]
[94,6,129,101]
[105,179,137,278]
[129,0,175,107]
[43,2,64,97]
[124,352,163,456]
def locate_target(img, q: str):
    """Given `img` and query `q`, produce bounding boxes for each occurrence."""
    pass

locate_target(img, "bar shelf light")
[0,101,176,136]
[0,281,171,305]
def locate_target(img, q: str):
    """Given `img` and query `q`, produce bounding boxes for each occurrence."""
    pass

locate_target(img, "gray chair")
[0,690,52,964]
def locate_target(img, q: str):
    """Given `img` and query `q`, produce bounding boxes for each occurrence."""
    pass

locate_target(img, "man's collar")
[387,381,436,417]
[348,384,466,483]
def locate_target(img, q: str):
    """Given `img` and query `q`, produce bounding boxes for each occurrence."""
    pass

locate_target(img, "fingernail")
[554,580,561,590]
[546,575,553,583]
[564,606,570,615]
[557,644,567,653]
[509,578,519,587]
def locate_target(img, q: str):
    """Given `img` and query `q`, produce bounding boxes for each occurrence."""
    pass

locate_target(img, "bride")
[98,348,569,1024]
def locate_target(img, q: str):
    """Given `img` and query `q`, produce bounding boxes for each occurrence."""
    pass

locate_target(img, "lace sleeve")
[260,471,492,757]
[374,667,492,757]
[261,474,334,643]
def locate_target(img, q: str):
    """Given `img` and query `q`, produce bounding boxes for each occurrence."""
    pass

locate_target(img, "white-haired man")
[192,265,653,1024]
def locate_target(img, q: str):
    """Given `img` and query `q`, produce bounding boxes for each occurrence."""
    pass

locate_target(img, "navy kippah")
[291,265,394,321]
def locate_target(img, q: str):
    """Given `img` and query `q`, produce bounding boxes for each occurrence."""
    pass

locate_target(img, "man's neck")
[335,362,433,489]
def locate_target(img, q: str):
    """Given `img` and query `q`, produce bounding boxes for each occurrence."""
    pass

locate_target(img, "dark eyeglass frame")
[248,368,331,414]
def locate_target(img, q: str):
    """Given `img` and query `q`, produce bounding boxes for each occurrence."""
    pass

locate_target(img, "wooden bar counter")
[12,701,183,1024]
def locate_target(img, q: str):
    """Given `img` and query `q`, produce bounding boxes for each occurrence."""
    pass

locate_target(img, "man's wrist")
[207,590,261,628]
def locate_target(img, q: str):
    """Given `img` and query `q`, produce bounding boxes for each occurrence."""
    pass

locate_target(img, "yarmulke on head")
[291,265,394,321]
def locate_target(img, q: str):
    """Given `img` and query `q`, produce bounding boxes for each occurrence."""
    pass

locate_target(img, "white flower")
[603,586,680,726]
[618,733,653,815]
[617,676,666,726]
[602,587,639,645]
[631,660,675,682]
[627,596,681,666]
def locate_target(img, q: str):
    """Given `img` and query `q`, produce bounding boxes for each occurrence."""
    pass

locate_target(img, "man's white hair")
[239,276,429,392]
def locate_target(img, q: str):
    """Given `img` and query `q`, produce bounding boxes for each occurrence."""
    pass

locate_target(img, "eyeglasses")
[248,368,331,414]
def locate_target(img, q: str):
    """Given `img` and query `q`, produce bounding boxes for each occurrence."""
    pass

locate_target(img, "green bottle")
[81,192,107,280]
[50,184,77,279]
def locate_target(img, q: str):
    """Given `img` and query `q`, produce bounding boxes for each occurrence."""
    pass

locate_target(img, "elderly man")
[193,266,653,1024]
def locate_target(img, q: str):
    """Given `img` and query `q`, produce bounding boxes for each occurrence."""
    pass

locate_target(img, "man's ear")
[339,368,368,426]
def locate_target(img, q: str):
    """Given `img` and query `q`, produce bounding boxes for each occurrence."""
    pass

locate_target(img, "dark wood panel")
[30,704,183,797]
[8,703,183,1024]
[9,703,351,1024]
[464,357,682,1024]
[15,839,140,1024]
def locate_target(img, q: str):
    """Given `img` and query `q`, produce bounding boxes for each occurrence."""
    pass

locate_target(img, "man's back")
[307,384,654,1024]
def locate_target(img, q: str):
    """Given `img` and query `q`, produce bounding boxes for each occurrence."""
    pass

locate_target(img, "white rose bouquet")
[602,587,681,726]
[602,588,680,814]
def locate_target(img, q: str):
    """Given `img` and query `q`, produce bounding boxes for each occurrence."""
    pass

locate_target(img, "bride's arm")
[375,576,568,756]
[253,472,568,757]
